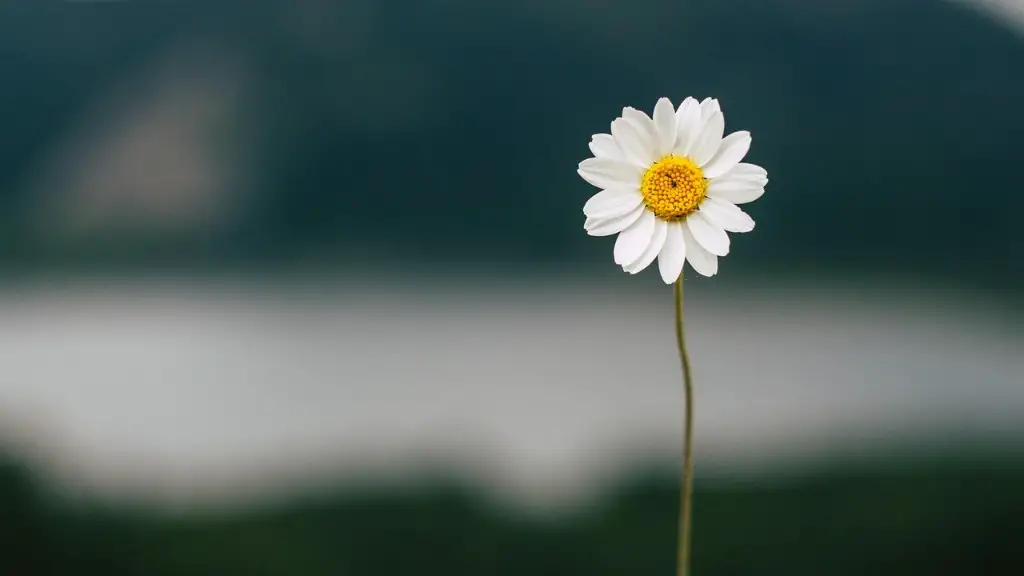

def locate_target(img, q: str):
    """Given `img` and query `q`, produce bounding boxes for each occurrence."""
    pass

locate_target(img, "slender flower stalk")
[674,277,695,576]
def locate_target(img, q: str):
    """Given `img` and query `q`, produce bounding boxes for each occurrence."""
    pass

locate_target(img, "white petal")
[698,197,755,233]
[716,172,768,189]
[583,188,643,219]
[699,98,720,122]
[577,157,642,189]
[706,176,765,205]
[701,131,751,178]
[681,224,718,277]
[652,98,677,156]
[611,117,654,168]
[589,134,624,161]
[673,98,701,157]
[613,209,656,265]
[585,204,645,237]
[657,221,686,284]
[622,108,659,163]
[712,164,767,187]
[727,162,768,181]
[691,111,724,167]
[618,106,651,128]
[684,211,730,256]
[624,217,667,274]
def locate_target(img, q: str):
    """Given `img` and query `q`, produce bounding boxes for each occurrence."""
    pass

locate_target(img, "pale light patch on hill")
[28,46,248,237]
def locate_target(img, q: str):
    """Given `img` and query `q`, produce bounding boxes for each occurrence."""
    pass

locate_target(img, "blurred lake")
[2,276,1020,511]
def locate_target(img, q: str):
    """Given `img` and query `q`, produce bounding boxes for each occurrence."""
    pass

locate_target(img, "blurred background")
[1,0,1023,574]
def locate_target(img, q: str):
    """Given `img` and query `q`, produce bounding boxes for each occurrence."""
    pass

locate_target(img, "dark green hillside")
[3,450,1023,574]
[0,0,1021,290]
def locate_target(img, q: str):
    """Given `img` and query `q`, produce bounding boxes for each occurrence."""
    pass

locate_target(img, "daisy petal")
[727,162,768,181]
[623,106,654,133]
[707,177,765,205]
[611,117,654,168]
[702,131,751,178]
[583,188,643,219]
[718,173,768,189]
[657,221,686,284]
[673,97,701,157]
[684,211,730,256]
[614,209,656,265]
[589,134,624,161]
[691,111,725,167]
[699,98,720,122]
[625,217,667,274]
[652,97,677,156]
[681,224,718,277]
[577,157,642,189]
[585,205,645,237]
[622,108,659,163]
[698,196,755,233]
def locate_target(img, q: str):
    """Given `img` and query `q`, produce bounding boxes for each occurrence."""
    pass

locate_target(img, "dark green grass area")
[3,453,1023,575]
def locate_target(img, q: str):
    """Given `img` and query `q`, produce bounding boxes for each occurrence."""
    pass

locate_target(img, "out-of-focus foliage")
[3,451,1022,575]
[0,0,1022,292]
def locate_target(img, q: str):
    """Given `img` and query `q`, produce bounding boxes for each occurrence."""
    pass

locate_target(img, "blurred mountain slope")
[0,0,1021,290]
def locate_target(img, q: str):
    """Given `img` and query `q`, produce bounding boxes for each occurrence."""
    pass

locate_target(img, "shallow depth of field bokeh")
[1,1,1023,574]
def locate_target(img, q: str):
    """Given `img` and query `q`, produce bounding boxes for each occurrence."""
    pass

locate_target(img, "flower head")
[579,97,767,281]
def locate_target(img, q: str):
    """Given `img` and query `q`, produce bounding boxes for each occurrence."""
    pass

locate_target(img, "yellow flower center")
[640,155,708,220]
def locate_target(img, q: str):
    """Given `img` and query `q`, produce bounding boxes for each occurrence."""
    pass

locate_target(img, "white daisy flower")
[579,97,768,282]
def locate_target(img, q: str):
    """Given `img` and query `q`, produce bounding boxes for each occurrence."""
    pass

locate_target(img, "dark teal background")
[1,1,1022,574]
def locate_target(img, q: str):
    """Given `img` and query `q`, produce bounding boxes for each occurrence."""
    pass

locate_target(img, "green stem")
[674,276,695,576]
